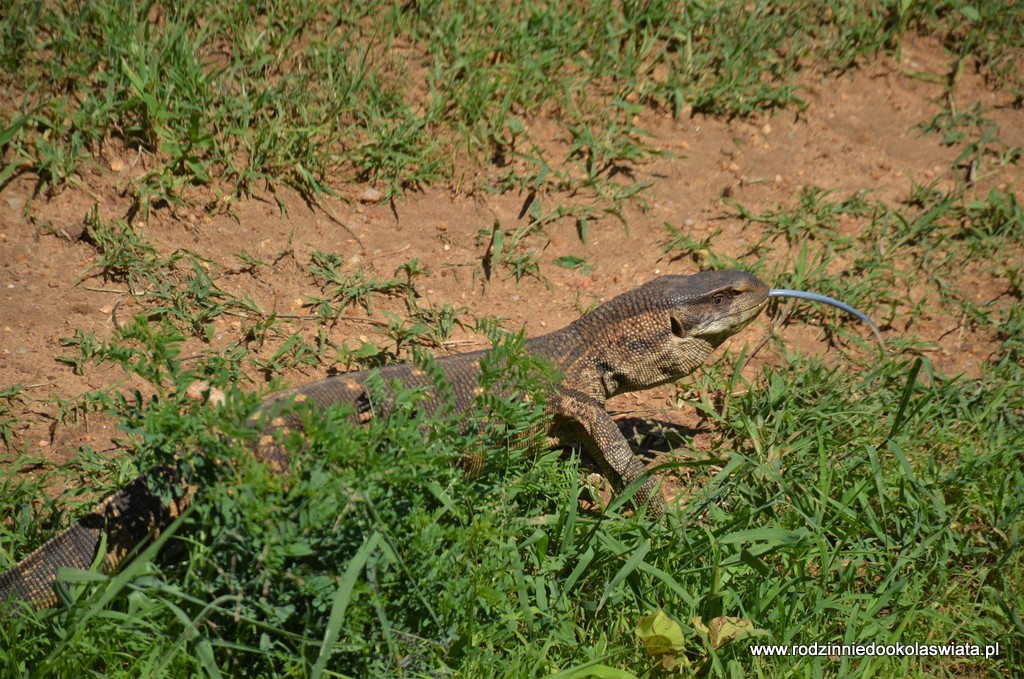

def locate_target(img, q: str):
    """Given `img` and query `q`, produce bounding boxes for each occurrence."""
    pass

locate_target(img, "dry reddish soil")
[1,38,1021,493]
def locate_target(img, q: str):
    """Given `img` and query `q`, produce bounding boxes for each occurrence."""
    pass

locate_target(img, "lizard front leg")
[550,389,666,515]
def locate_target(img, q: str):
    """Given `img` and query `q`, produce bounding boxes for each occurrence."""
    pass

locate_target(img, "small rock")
[358,187,383,203]
[185,380,226,407]
[208,388,226,407]
[185,380,210,401]
[110,159,125,172]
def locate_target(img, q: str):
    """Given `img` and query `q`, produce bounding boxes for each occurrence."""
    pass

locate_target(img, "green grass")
[4,1,1020,222]
[2,299,1021,676]
[0,0,916,215]
[2,0,1024,677]
[4,186,1023,675]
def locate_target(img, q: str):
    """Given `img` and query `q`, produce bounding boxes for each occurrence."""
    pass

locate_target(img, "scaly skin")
[0,269,769,612]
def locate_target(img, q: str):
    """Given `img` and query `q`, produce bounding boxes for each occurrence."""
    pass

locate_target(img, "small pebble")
[358,187,383,203]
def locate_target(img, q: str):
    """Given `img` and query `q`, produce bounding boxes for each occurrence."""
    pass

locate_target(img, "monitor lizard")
[0,269,878,612]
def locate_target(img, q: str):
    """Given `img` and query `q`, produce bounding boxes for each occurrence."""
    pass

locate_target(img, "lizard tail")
[0,466,189,613]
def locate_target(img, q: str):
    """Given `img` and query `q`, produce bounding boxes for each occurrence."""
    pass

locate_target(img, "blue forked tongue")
[768,289,884,346]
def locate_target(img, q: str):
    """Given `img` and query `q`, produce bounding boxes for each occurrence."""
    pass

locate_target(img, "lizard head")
[667,269,770,348]
[583,269,769,398]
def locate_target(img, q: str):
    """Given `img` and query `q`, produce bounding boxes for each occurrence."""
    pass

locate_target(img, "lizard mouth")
[730,292,770,320]
[690,298,767,345]
[730,296,769,327]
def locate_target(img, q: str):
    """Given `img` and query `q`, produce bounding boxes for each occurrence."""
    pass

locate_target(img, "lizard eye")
[712,293,726,306]
[670,316,685,338]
